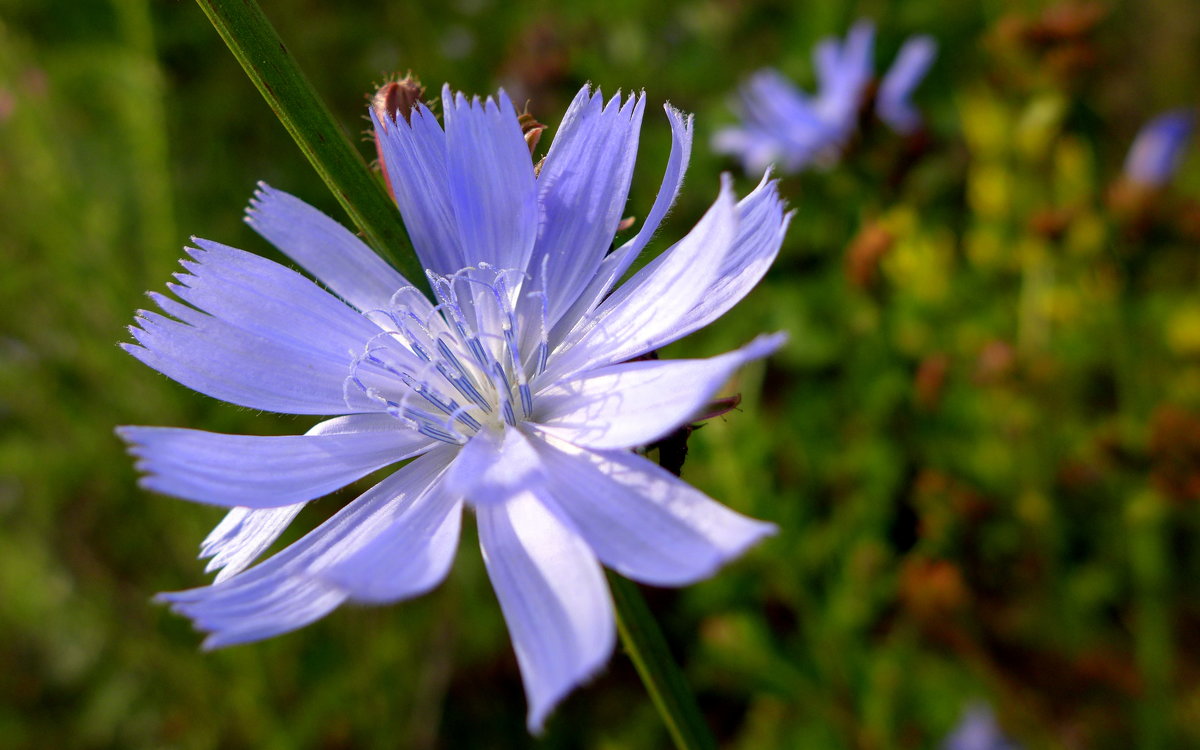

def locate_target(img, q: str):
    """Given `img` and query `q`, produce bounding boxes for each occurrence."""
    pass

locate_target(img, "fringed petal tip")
[662,101,694,130]
[243,181,278,224]
[440,83,515,115]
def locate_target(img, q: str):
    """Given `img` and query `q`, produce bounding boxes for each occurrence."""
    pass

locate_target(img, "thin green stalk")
[608,572,717,750]
[194,0,424,285]
[1130,490,1172,750]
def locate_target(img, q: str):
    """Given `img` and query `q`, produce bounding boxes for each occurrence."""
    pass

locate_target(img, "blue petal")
[548,103,694,345]
[811,21,874,144]
[542,175,738,380]
[720,69,831,173]
[170,239,387,357]
[741,69,823,138]
[125,303,376,415]
[813,35,844,91]
[161,446,458,648]
[877,35,937,134]
[941,703,1021,750]
[200,505,306,583]
[534,334,785,450]
[553,173,787,372]
[477,490,614,732]
[439,426,544,503]
[317,484,462,603]
[371,105,466,273]
[683,172,791,334]
[1125,108,1196,187]
[533,438,777,586]
[195,416,417,582]
[711,123,783,175]
[118,414,434,508]
[125,243,412,414]
[529,87,646,324]
[443,86,538,273]
[611,104,695,271]
[244,183,417,313]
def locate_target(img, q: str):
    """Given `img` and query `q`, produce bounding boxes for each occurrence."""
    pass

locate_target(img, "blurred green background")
[3,0,1200,747]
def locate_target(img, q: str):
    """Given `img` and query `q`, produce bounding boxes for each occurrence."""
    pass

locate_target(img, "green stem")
[193,0,424,285]
[1130,490,1172,750]
[608,572,717,750]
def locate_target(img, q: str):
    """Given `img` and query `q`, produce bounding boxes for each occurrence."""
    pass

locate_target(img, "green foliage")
[2,0,1200,747]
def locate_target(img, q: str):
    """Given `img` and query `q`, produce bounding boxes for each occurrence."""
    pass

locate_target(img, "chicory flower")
[119,84,790,731]
[713,20,936,174]
[941,703,1022,750]
[1123,108,1195,188]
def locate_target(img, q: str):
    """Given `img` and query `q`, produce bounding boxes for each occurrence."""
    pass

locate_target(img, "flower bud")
[372,74,426,130]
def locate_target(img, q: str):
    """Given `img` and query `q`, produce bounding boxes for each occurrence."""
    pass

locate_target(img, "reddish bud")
[371,75,426,201]
[914,354,950,411]
[1149,405,1200,505]
[517,108,547,158]
[974,340,1016,384]
[899,556,969,623]
[845,222,895,289]
[372,75,426,130]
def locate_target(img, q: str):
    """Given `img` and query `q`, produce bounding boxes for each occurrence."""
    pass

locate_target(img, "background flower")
[1123,108,1195,187]
[712,20,936,174]
[941,703,1022,750]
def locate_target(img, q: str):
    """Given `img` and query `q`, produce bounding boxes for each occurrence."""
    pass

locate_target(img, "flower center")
[345,265,548,444]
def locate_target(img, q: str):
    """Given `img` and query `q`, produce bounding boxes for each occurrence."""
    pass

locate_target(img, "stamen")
[490,361,518,426]
[353,264,542,439]
[435,336,492,411]
[519,383,534,419]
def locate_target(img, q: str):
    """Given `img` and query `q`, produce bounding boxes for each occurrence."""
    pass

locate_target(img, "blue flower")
[118,84,790,731]
[941,703,1022,750]
[1123,109,1195,187]
[713,20,936,174]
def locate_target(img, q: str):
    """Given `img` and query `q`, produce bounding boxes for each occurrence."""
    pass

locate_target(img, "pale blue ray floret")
[941,703,1023,750]
[118,83,792,731]
[713,20,937,174]
[1123,108,1195,188]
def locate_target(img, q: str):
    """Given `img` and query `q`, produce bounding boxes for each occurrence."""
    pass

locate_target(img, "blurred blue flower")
[1124,108,1195,187]
[941,703,1022,750]
[713,20,936,174]
[119,84,789,731]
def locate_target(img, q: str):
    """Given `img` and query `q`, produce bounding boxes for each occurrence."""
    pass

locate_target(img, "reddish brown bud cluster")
[1106,178,1159,231]
[1027,207,1076,242]
[1149,405,1200,504]
[844,222,895,289]
[914,354,950,411]
[371,74,426,129]
[370,74,427,200]
[1019,1,1107,47]
[974,340,1017,385]
[517,108,546,156]
[991,1,1106,81]
[899,556,969,623]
